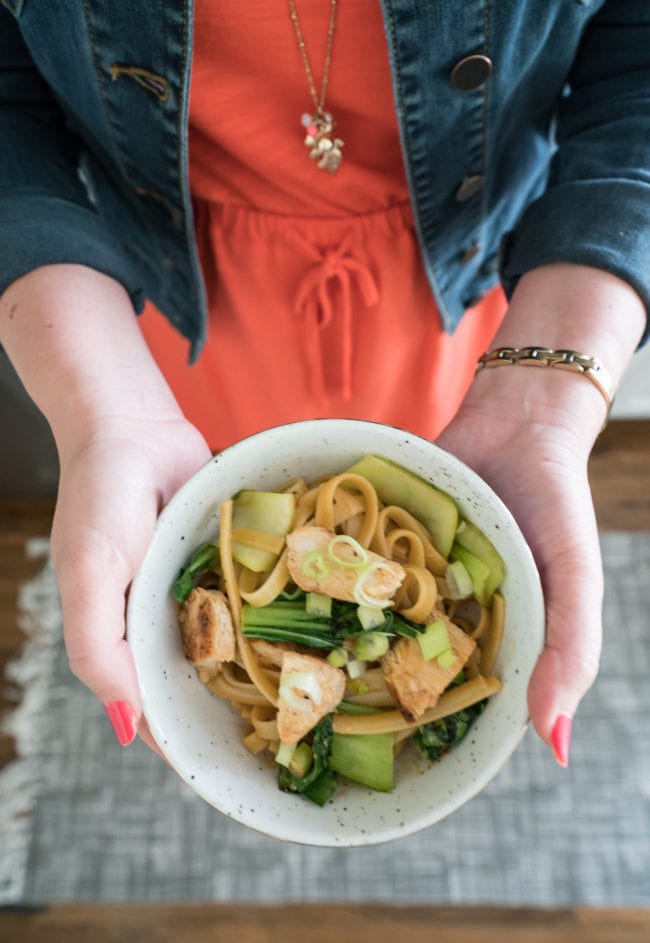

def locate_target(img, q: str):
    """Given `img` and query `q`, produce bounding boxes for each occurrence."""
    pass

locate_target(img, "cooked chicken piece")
[382,621,476,722]
[285,526,405,604]
[249,638,296,669]
[277,651,346,744]
[178,588,236,676]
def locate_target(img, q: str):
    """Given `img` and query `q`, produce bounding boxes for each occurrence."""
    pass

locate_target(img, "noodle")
[480,591,505,675]
[332,675,502,735]
[239,548,291,607]
[242,729,268,754]
[219,499,278,705]
[385,528,426,567]
[394,564,438,622]
[208,667,270,707]
[372,505,447,575]
[315,473,379,547]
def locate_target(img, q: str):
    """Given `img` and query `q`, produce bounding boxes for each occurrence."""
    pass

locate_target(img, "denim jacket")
[1,0,649,357]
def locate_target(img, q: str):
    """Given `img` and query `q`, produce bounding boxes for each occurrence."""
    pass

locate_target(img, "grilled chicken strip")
[382,620,476,722]
[285,526,405,605]
[277,651,346,744]
[178,588,236,679]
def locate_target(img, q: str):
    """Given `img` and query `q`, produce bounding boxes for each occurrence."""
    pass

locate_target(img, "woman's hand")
[436,261,646,765]
[437,371,603,765]
[51,413,211,752]
[0,264,213,752]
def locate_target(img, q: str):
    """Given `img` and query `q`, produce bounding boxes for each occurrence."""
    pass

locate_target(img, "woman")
[0,1,647,768]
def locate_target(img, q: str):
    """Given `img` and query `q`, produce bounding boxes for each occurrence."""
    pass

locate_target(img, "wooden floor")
[588,419,649,529]
[1,903,650,943]
[0,420,648,940]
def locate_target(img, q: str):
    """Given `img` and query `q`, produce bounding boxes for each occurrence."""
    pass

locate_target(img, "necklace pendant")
[302,112,344,174]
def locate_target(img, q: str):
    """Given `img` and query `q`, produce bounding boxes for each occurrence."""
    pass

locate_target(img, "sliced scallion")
[445,559,473,600]
[289,742,313,778]
[353,562,393,609]
[437,647,458,669]
[346,658,367,680]
[275,742,297,768]
[326,534,369,570]
[301,551,331,581]
[352,632,390,662]
[357,605,387,631]
[279,671,323,712]
[327,647,348,668]
[417,618,451,661]
[306,592,333,617]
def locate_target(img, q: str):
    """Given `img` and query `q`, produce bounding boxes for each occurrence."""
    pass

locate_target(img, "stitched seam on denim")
[167,0,201,343]
[381,1,452,327]
[382,6,427,227]
[81,0,138,197]
[109,65,170,103]
[478,0,490,247]
[81,0,180,267]
[176,0,190,242]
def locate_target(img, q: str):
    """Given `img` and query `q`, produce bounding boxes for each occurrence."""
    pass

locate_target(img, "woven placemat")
[2,534,649,905]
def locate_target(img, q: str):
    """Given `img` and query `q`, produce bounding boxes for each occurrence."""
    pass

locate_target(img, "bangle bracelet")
[475,346,615,415]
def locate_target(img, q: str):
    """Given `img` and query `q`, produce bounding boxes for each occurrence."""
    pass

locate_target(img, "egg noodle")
[184,471,503,762]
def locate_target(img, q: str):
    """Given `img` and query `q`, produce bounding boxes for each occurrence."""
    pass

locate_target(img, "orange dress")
[139,0,506,452]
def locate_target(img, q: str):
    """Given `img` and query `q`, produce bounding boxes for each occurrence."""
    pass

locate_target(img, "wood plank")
[0,904,649,943]
[589,420,650,530]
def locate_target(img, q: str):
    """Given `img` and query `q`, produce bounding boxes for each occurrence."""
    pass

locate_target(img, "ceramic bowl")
[127,419,544,846]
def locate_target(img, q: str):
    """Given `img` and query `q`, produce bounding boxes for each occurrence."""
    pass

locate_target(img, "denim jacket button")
[455,174,486,202]
[451,55,492,91]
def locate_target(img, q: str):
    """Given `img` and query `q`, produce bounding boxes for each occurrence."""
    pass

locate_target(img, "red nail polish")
[551,713,572,768]
[105,701,137,746]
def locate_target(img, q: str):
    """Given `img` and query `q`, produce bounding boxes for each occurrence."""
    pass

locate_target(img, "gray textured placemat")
[4,534,650,905]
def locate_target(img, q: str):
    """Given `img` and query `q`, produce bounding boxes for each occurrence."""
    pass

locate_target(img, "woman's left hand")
[436,262,646,765]
[436,364,604,766]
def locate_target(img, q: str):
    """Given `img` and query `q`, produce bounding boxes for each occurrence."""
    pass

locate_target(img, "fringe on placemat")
[0,539,60,904]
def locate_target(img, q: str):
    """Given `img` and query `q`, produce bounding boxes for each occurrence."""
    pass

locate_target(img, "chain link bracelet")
[475,346,615,419]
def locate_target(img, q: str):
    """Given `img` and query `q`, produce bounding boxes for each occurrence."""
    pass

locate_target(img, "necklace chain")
[288,0,338,116]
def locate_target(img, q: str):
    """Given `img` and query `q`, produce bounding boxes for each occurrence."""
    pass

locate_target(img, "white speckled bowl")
[128,419,544,846]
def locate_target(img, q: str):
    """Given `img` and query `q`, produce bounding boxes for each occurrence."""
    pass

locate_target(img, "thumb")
[526,478,603,767]
[53,526,145,746]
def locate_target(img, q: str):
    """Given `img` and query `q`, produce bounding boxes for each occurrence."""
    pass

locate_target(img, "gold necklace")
[288,0,344,173]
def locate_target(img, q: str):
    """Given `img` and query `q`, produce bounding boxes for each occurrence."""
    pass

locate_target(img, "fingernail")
[105,701,137,746]
[550,712,572,768]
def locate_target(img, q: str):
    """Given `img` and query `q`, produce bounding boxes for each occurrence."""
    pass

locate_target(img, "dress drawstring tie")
[291,229,380,404]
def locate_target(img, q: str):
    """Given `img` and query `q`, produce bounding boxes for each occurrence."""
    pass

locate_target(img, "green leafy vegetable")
[300,769,339,806]
[241,597,426,651]
[330,731,394,792]
[173,543,220,602]
[278,716,338,805]
[413,698,487,762]
[242,601,338,650]
[330,601,424,640]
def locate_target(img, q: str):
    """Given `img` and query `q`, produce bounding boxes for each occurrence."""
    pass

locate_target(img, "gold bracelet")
[475,346,615,414]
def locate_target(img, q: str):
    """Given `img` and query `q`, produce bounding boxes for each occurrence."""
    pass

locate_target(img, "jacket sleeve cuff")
[0,190,145,313]
[499,180,650,346]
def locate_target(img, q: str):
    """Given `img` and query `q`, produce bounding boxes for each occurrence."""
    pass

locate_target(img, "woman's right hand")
[51,412,211,750]
[0,264,212,752]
